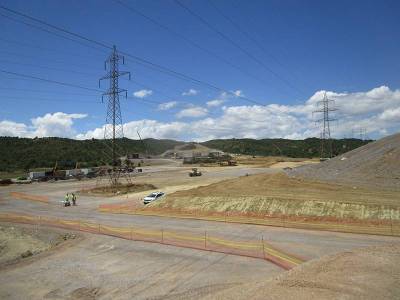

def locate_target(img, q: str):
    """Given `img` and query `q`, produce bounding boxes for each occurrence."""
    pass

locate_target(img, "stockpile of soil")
[210,244,400,300]
[290,133,400,190]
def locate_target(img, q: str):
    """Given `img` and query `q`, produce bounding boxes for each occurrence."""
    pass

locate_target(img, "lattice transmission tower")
[99,45,131,190]
[313,92,338,159]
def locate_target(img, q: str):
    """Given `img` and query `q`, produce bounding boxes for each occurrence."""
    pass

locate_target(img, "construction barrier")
[98,205,400,237]
[0,212,303,270]
[10,192,49,203]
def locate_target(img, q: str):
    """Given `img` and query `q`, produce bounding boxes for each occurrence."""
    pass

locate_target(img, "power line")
[113,0,280,88]
[0,12,107,54]
[0,69,101,92]
[0,59,99,77]
[174,0,305,97]
[0,4,266,106]
[0,6,110,50]
[0,37,104,61]
[0,87,98,97]
[0,95,100,104]
[207,0,308,89]
[0,49,100,69]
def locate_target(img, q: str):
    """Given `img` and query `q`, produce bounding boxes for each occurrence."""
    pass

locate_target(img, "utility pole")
[99,45,131,190]
[313,92,338,160]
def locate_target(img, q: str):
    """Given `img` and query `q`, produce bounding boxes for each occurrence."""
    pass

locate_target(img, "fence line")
[0,212,303,270]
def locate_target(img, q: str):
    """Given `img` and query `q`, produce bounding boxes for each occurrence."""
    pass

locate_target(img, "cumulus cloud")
[158,101,178,111]
[206,90,243,108]
[133,89,153,98]
[182,89,198,96]
[2,86,400,141]
[0,112,87,138]
[31,113,87,137]
[176,106,208,118]
[0,120,29,137]
[78,120,188,140]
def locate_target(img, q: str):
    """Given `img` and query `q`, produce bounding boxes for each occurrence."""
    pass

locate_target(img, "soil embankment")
[290,132,400,190]
[210,244,400,300]
[148,172,400,223]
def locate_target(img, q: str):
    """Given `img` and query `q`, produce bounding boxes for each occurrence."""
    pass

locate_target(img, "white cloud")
[0,120,29,137]
[233,90,243,97]
[158,101,178,111]
[182,89,198,96]
[176,106,208,118]
[0,112,87,138]
[133,89,153,98]
[207,99,225,107]
[3,86,400,141]
[79,120,188,140]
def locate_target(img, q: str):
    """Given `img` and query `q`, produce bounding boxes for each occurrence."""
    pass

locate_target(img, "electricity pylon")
[99,45,131,190]
[313,92,338,159]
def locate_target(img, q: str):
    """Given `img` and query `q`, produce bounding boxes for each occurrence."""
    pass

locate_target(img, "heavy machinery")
[189,168,202,177]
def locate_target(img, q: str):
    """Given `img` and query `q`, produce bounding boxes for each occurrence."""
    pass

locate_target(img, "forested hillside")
[202,138,370,158]
[0,136,370,172]
[0,137,183,172]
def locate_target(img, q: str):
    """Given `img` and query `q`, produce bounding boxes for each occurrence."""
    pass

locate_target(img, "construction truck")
[189,168,202,177]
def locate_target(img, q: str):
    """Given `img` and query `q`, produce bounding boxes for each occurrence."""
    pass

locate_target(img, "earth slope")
[290,132,400,190]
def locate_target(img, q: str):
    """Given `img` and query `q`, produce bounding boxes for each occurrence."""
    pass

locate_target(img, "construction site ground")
[0,159,399,299]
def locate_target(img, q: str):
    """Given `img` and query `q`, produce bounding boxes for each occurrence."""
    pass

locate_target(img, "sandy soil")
[0,223,74,268]
[0,229,282,300]
[210,243,400,300]
[149,172,400,222]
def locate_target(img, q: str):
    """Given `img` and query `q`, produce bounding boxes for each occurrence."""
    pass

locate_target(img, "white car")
[143,192,165,205]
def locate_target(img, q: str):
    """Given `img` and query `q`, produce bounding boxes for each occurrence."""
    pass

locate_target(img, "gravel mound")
[290,132,400,190]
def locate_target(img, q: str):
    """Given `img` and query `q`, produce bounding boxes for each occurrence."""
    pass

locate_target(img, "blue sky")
[0,0,399,141]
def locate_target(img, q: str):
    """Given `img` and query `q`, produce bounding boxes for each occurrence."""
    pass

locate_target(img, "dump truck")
[189,168,202,177]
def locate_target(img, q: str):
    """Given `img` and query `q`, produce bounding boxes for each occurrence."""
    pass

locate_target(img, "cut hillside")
[147,172,400,222]
[161,142,220,158]
[290,132,400,190]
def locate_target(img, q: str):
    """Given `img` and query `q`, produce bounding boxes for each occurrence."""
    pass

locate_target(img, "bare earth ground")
[0,223,73,267]
[0,224,282,300]
[0,159,399,299]
[210,243,400,300]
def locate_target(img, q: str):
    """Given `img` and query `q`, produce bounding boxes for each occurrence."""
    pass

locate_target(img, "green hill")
[0,136,370,173]
[201,138,370,158]
[0,137,183,172]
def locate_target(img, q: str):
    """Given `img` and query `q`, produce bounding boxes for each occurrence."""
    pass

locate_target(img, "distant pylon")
[99,45,131,190]
[313,92,338,159]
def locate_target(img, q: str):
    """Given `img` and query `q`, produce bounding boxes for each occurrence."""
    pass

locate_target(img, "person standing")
[72,193,76,206]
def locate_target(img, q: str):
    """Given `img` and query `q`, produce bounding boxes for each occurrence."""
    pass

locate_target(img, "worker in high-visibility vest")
[64,193,71,207]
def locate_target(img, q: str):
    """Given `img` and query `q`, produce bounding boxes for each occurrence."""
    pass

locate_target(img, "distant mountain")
[0,136,370,172]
